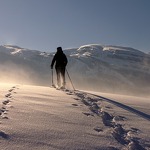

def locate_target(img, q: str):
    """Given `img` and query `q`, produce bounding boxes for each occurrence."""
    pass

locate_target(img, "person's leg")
[56,67,61,87]
[61,67,66,88]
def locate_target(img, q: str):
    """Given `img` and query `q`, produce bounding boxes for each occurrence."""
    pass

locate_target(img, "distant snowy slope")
[0,45,53,85]
[65,44,150,95]
[0,44,150,96]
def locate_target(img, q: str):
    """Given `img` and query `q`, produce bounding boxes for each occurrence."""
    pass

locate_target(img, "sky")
[0,0,150,53]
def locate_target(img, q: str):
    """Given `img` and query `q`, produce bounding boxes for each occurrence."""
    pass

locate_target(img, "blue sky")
[0,0,150,53]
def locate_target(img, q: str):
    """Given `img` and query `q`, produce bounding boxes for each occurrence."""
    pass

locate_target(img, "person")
[51,47,68,88]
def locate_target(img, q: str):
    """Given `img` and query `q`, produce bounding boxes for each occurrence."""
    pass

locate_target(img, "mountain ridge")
[0,44,150,96]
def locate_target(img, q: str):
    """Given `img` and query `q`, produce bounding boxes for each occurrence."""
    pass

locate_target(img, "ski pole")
[51,69,55,87]
[66,69,75,91]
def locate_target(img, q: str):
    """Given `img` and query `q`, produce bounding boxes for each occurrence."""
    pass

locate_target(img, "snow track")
[0,85,18,139]
[77,90,150,121]
[74,90,150,150]
[0,84,150,150]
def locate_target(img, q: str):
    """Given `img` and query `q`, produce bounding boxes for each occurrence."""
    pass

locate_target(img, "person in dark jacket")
[51,47,68,88]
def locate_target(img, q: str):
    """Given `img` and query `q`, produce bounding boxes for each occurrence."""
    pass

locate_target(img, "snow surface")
[0,44,150,149]
[0,83,150,150]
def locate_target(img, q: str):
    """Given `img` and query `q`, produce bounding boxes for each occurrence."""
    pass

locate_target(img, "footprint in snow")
[5,93,11,98]
[2,100,10,105]
[72,104,78,106]
[12,86,19,89]
[111,124,127,145]
[112,115,127,122]
[2,116,9,119]
[128,140,145,150]
[101,111,114,127]
[105,106,113,109]
[0,107,9,117]
[113,124,125,135]
[82,112,94,117]
[66,92,74,95]
[126,130,140,141]
[125,128,141,143]
[0,110,2,115]
[75,92,86,99]
[74,98,80,101]
[0,131,9,139]
[8,89,14,92]
[130,127,140,133]
[82,99,92,106]
[94,127,103,133]
[1,107,8,112]
[89,102,100,114]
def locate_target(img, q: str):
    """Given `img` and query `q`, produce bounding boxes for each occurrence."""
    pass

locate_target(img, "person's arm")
[51,54,56,69]
[64,54,68,66]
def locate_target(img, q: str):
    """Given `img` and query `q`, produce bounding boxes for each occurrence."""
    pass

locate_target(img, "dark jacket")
[51,50,68,68]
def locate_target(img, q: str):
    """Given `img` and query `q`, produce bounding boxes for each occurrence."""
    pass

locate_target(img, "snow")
[0,44,150,149]
[0,84,150,150]
[0,83,150,150]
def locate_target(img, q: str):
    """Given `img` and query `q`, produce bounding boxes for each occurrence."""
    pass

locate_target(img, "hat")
[57,47,62,52]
